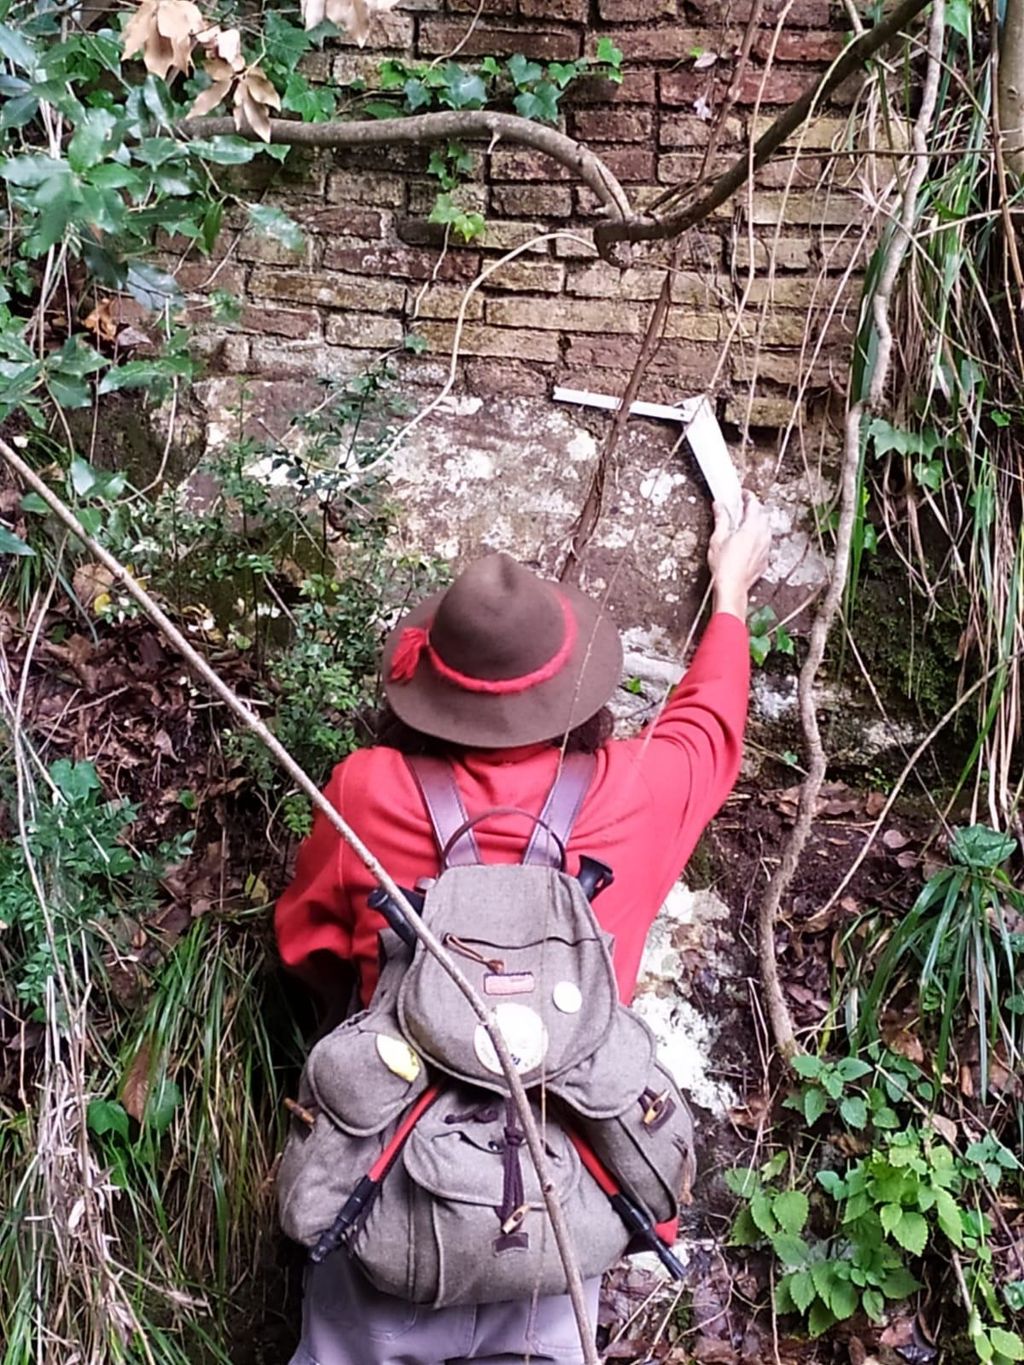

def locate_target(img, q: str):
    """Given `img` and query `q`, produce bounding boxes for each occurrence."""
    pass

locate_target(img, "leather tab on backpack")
[406,755,482,867]
[523,752,596,869]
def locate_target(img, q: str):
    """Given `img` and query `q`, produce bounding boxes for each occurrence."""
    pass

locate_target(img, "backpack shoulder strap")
[405,755,482,868]
[523,751,596,869]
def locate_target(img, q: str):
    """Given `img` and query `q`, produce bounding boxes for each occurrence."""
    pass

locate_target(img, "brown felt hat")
[381,553,623,748]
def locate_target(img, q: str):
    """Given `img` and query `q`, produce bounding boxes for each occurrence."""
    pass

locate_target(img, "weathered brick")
[521,0,588,18]
[752,29,844,62]
[750,312,853,347]
[590,146,656,182]
[418,322,562,363]
[448,0,515,11]
[587,27,723,63]
[574,183,664,215]
[335,10,413,46]
[190,331,250,372]
[236,232,315,267]
[466,358,550,395]
[396,217,549,253]
[491,148,573,182]
[407,180,487,217]
[730,235,813,271]
[249,268,405,312]
[659,70,725,108]
[407,286,485,321]
[294,205,385,238]
[220,148,326,198]
[725,395,798,428]
[569,70,657,104]
[597,0,676,17]
[237,305,321,340]
[417,21,581,59]
[691,0,828,25]
[812,235,868,271]
[486,296,644,333]
[571,107,653,142]
[326,169,406,209]
[731,350,834,387]
[562,335,724,387]
[567,263,664,300]
[332,53,389,87]
[745,190,862,227]
[660,113,743,148]
[326,314,406,348]
[555,234,599,259]
[484,260,566,292]
[755,155,827,189]
[750,114,855,151]
[323,244,481,281]
[171,261,246,295]
[741,276,841,308]
[248,338,376,380]
[661,312,725,341]
[491,183,574,217]
[297,52,331,82]
[656,152,733,188]
[735,67,813,105]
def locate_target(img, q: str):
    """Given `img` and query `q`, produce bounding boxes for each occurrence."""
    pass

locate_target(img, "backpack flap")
[396,863,618,1092]
[352,1087,628,1308]
[550,1007,694,1225]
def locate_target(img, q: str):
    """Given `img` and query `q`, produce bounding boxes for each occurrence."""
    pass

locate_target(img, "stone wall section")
[168,0,868,441]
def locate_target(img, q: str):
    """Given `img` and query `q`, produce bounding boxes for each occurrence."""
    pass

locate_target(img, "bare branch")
[179,109,633,224]
[594,0,933,249]
[0,435,601,1365]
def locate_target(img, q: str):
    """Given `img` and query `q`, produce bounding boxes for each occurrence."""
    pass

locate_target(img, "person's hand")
[707,491,771,620]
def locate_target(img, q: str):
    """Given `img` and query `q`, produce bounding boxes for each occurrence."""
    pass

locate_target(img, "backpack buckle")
[500,1203,530,1234]
[641,1089,673,1129]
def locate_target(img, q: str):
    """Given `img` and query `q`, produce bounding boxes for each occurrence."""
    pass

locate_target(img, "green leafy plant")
[852,824,1024,1099]
[748,604,795,666]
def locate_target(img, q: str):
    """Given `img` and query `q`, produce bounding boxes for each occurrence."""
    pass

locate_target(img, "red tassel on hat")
[389,625,430,682]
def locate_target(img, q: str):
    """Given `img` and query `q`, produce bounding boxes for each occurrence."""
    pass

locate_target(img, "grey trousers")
[288,1253,602,1365]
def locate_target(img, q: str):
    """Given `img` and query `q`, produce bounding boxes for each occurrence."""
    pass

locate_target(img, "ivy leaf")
[264,11,312,69]
[1,153,68,188]
[596,35,624,68]
[891,1210,928,1256]
[507,53,544,86]
[246,203,305,253]
[514,80,560,123]
[403,77,431,111]
[547,60,582,88]
[773,1190,809,1235]
[283,72,336,121]
[50,758,101,803]
[0,21,38,72]
[68,108,117,172]
[126,262,181,312]
[87,1099,130,1142]
[1,94,39,130]
[187,135,260,165]
[0,526,34,556]
[439,62,486,109]
[749,632,771,666]
[97,357,191,394]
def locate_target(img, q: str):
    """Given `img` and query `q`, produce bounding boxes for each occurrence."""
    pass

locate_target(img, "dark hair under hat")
[381,553,623,749]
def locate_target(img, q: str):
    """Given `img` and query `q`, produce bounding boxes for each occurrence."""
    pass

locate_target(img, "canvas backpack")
[276,752,695,1308]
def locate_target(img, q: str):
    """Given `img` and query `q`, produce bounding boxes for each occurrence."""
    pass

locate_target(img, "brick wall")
[172,0,869,442]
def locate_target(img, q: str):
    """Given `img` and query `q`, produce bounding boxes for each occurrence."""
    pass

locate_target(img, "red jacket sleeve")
[274,760,353,992]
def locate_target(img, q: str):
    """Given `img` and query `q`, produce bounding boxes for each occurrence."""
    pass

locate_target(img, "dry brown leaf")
[122,0,159,61]
[303,0,397,43]
[930,1113,958,1144]
[155,0,204,72]
[882,828,910,850]
[232,67,280,142]
[120,1041,153,1122]
[72,563,115,610]
[244,68,281,108]
[83,299,118,343]
[189,74,233,118]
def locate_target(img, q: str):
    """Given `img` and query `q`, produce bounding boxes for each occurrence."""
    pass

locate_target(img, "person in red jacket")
[277,493,771,1365]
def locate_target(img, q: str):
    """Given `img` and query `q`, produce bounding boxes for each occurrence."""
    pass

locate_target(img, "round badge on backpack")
[474,1002,549,1076]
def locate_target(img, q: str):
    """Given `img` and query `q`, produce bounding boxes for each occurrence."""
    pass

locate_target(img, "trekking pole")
[569,1134,687,1280]
[310,1084,442,1264]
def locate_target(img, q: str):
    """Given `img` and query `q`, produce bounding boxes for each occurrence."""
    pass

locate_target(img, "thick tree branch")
[998,0,1024,176]
[0,436,601,1365]
[179,109,633,224]
[594,0,932,249]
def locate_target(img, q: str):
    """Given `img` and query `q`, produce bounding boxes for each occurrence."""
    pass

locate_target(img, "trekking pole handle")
[310,1175,375,1264]
[609,1192,687,1281]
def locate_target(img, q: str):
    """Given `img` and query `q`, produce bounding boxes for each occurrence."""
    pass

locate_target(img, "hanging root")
[756,0,947,1062]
